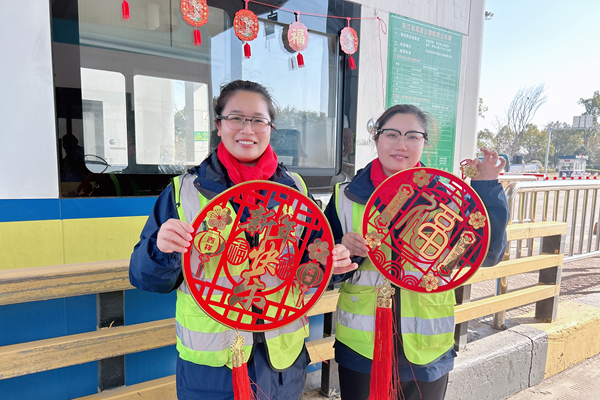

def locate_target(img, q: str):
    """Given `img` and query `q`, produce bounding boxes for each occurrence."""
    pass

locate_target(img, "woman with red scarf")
[129,80,356,400]
[324,104,510,400]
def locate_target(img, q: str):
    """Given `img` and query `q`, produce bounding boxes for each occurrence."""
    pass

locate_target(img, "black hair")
[373,104,438,144]
[214,80,277,123]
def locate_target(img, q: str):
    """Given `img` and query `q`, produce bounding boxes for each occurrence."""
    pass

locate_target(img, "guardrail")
[490,180,600,328]
[0,222,566,399]
[504,179,600,260]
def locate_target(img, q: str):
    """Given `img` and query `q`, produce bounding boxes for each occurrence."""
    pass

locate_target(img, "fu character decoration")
[234,0,259,59]
[181,0,209,46]
[288,14,309,68]
[362,166,491,400]
[340,18,359,70]
[183,181,334,400]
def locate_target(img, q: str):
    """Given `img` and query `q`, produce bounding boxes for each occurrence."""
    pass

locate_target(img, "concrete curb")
[447,292,600,400]
[304,293,600,400]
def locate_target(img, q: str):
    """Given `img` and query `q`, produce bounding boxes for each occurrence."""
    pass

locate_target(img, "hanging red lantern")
[340,19,359,70]
[288,18,309,68]
[181,0,209,46]
[234,2,259,59]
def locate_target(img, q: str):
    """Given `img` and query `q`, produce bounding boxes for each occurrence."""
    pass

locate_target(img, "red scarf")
[217,143,279,185]
[370,158,421,188]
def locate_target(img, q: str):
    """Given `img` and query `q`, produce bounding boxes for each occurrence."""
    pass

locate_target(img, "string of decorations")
[120,0,385,71]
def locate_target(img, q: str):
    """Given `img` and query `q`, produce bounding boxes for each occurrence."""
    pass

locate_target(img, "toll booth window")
[52,0,356,197]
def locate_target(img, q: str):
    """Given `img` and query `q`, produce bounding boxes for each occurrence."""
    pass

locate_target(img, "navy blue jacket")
[129,151,309,400]
[324,162,510,382]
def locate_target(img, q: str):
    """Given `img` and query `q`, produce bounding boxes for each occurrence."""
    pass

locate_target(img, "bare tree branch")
[505,84,548,158]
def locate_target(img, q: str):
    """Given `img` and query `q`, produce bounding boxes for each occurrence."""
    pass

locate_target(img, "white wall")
[354,0,486,174]
[0,0,58,199]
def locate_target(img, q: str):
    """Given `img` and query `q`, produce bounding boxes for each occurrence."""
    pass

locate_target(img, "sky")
[478,0,600,132]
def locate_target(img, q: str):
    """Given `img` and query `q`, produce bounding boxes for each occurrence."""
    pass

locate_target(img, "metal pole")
[544,127,553,173]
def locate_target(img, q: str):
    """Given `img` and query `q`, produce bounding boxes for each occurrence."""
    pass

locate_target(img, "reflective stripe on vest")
[333,182,455,365]
[172,173,310,370]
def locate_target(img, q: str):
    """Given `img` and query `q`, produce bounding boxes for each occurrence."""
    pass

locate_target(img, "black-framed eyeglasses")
[216,114,273,133]
[376,128,427,147]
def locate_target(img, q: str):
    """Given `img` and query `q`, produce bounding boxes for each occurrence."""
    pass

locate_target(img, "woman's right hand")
[341,232,370,258]
[157,219,194,254]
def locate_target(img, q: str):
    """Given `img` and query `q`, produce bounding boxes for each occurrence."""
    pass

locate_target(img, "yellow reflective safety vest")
[172,172,310,370]
[333,182,456,366]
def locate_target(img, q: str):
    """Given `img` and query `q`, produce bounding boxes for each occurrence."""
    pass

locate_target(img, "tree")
[547,121,583,166]
[478,97,488,119]
[477,128,494,150]
[520,124,547,162]
[578,90,600,124]
[505,84,548,158]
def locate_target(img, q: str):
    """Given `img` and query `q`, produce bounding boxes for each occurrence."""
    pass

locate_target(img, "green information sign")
[386,14,462,171]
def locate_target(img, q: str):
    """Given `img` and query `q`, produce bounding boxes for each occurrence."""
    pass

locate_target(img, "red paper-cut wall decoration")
[362,167,491,293]
[183,180,334,332]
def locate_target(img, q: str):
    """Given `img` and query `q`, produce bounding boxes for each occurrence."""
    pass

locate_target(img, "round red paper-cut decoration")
[340,26,358,55]
[183,180,334,332]
[181,0,209,27]
[234,9,259,42]
[288,21,309,52]
[362,167,491,293]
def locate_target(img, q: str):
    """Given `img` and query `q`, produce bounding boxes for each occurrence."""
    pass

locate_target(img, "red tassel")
[232,361,252,400]
[369,281,397,400]
[297,53,305,68]
[244,42,251,59]
[231,334,252,400]
[349,55,356,70]
[194,28,202,46]
[122,0,130,21]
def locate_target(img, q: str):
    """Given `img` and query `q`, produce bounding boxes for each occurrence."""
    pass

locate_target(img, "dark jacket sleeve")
[129,185,184,293]
[471,180,510,267]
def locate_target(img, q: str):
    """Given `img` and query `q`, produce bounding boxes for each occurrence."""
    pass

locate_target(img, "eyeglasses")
[376,129,427,148]
[216,114,273,133]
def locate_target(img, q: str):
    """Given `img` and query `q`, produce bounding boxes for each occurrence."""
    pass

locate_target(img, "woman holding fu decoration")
[324,104,510,400]
[130,80,356,400]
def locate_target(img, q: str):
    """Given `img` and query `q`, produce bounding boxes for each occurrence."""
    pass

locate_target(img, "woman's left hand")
[326,244,359,274]
[468,147,506,181]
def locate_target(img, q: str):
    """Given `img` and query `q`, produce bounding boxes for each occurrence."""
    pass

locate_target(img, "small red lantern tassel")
[349,55,356,70]
[122,0,130,21]
[369,281,397,400]
[231,334,252,400]
[297,53,305,68]
[244,42,251,59]
[194,28,202,46]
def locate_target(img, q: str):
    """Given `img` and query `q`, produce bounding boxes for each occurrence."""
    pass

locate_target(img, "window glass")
[80,68,127,173]
[133,76,210,173]
[52,0,360,197]
[243,21,338,168]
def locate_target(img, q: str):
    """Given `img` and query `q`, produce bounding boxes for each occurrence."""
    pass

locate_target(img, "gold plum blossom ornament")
[413,170,431,188]
[468,211,487,230]
[206,205,233,230]
[231,333,246,368]
[376,280,395,308]
[460,159,479,179]
[366,232,384,250]
[308,239,330,264]
[421,273,439,292]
